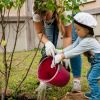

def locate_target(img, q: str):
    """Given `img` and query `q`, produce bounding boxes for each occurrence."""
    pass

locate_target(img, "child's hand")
[51,53,64,68]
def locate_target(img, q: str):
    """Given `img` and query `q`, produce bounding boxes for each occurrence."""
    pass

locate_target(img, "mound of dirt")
[61,92,88,100]
[16,92,34,100]
[0,88,12,97]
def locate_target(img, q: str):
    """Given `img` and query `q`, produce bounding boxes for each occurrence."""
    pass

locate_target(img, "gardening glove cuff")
[55,49,63,54]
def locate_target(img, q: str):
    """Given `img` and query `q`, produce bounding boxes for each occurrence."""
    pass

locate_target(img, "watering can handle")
[58,61,63,71]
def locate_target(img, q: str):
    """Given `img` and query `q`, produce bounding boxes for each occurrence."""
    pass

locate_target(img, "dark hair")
[74,20,94,36]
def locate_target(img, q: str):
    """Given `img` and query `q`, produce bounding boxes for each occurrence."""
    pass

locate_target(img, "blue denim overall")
[87,53,100,100]
[41,20,58,58]
[44,20,58,47]
[70,22,82,78]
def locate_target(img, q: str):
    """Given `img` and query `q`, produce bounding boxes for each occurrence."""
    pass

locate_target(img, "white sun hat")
[74,12,97,28]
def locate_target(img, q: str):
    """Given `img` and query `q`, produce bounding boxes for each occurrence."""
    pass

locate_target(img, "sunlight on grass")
[0,50,90,99]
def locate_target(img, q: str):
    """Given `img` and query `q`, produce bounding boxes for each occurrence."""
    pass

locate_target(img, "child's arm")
[51,38,94,67]
[63,37,80,52]
[63,38,93,58]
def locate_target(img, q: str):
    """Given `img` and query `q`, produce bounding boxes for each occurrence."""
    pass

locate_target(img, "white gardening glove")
[55,49,69,64]
[45,41,55,57]
[62,59,70,69]
[51,53,63,68]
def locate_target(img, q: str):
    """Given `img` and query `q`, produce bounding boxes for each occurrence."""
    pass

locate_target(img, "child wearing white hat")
[51,12,100,100]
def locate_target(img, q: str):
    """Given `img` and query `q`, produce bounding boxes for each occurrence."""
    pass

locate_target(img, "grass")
[0,50,90,99]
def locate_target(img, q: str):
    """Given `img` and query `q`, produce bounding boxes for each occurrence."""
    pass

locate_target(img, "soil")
[0,89,89,100]
[15,92,35,100]
[61,92,88,100]
[12,92,89,100]
[0,88,12,99]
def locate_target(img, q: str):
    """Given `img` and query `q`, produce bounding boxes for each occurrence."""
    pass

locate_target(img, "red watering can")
[38,56,70,87]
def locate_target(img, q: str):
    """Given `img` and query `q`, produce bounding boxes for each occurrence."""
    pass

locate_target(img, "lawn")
[0,50,90,100]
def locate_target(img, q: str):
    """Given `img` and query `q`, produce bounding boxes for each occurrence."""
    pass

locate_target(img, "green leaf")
[1,40,7,47]
[33,0,82,22]
[0,2,4,10]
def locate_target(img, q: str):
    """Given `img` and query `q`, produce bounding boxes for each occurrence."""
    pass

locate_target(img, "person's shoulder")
[82,37,96,43]
[32,6,42,22]
[32,13,42,22]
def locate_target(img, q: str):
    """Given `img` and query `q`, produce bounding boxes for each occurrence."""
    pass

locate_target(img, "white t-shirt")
[63,37,100,58]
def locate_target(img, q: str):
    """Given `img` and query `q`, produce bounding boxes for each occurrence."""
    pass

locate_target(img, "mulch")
[61,92,88,100]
